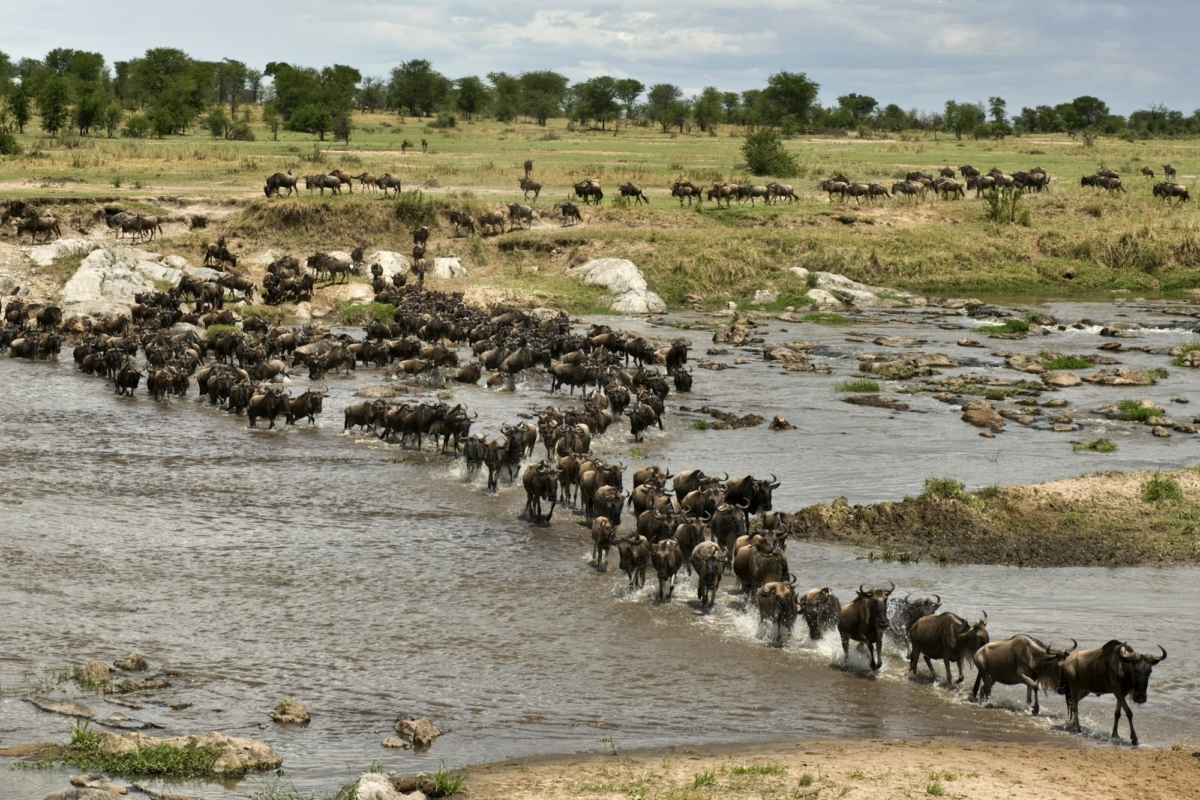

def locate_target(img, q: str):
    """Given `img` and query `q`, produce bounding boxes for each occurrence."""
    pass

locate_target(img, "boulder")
[1042,371,1082,388]
[1005,354,1044,374]
[843,395,909,411]
[1153,426,1171,438]
[808,271,920,308]
[961,400,1005,431]
[77,661,111,685]
[1082,367,1155,386]
[354,773,403,800]
[0,268,29,297]
[42,789,124,800]
[269,699,310,725]
[392,714,442,750]
[59,246,195,321]
[23,238,96,268]
[769,415,795,430]
[355,385,398,399]
[113,653,147,672]
[429,257,468,280]
[29,698,94,718]
[1179,350,1200,368]
[86,730,280,776]
[752,289,778,304]
[568,258,665,314]
[70,774,128,794]
[804,288,841,308]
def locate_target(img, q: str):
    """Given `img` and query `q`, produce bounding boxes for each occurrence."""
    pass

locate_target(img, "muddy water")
[1,299,1199,799]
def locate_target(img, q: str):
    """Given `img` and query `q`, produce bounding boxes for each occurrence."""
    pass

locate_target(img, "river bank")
[789,468,1200,566]
[463,738,1200,800]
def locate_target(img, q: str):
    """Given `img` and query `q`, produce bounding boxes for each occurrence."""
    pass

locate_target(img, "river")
[1,298,1198,799]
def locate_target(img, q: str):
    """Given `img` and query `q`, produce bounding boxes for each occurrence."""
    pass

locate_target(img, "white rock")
[753,290,778,304]
[569,258,665,314]
[813,271,921,308]
[0,269,26,296]
[805,288,842,307]
[430,257,468,280]
[611,290,666,314]
[184,266,225,281]
[161,255,192,271]
[371,251,410,280]
[23,238,96,267]
[353,773,403,800]
[789,267,810,281]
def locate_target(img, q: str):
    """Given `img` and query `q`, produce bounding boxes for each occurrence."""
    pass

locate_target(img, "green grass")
[1039,351,1094,370]
[693,769,716,788]
[59,720,222,778]
[1171,340,1200,366]
[730,763,786,776]
[692,420,710,430]
[432,762,465,796]
[803,312,853,325]
[926,780,945,796]
[1074,438,1118,453]
[799,773,815,787]
[1118,399,1160,422]
[1144,367,1170,380]
[922,476,968,501]
[1142,473,1184,503]
[203,323,239,339]
[336,301,395,326]
[835,378,880,392]
[972,318,1030,335]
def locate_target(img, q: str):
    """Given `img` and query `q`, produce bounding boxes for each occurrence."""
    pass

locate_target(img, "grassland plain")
[5,113,1200,308]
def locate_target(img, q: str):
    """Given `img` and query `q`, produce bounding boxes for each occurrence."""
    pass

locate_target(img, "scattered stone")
[270,699,310,725]
[354,773,404,800]
[88,731,281,776]
[0,742,57,757]
[111,677,169,694]
[1043,398,1069,408]
[355,385,399,399]
[961,400,1006,432]
[1054,416,1074,424]
[94,713,160,731]
[1153,426,1171,438]
[873,336,923,347]
[42,788,125,800]
[168,702,192,710]
[130,785,203,800]
[112,654,147,672]
[1175,424,1198,434]
[1052,425,1076,432]
[769,415,795,430]
[29,698,94,718]
[1006,354,1044,374]
[70,774,128,794]
[1028,313,1057,326]
[842,395,910,411]
[957,338,985,348]
[752,289,778,304]
[1097,341,1126,352]
[1178,350,1200,368]
[392,777,439,797]
[761,342,813,365]
[979,431,996,438]
[1082,367,1156,386]
[78,661,112,686]
[104,697,142,710]
[804,288,842,308]
[392,714,443,750]
[1042,371,1082,388]
[1099,326,1137,338]
[1173,397,1189,404]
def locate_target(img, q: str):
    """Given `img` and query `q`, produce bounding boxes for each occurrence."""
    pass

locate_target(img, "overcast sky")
[3,1,1197,115]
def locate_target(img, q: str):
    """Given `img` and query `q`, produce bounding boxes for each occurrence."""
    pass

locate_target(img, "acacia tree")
[454,75,488,120]
[518,70,568,125]
[37,76,70,135]
[8,84,31,132]
[763,71,819,127]
[389,59,449,117]
[614,78,644,121]
[573,76,620,129]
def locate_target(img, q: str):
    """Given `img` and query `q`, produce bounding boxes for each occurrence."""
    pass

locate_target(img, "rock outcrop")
[429,257,468,280]
[269,699,310,724]
[387,714,443,750]
[59,246,222,322]
[88,730,280,776]
[567,258,665,314]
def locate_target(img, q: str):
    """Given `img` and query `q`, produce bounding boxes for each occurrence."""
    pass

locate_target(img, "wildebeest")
[733,534,789,597]
[670,180,703,206]
[557,201,583,226]
[521,461,559,523]
[16,215,62,243]
[328,169,354,193]
[248,388,289,429]
[971,635,1076,716]
[343,400,386,433]
[285,390,325,425]
[518,177,542,201]
[446,209,475,236]
[1163,163,1177,181]
[1061,640,1166,745]
[616,534,650,588]
[889,593,942,655]
[618,182,649,205]
[1153,182,1190,204]
[908,611,990,687]
[690,541,726,609]
[757,578,799,645]
[477,211,506,235]
[376,173,402,197]
[507,203,535,231]
[766,182,797,204]
[838,581,895,670]
[36,305,62,330]
[1140,167,1155,180]
[572,178,603,205]
[306,174,342,195]
[591,516,615,568]
[959,165,980,179]
[819,180,849,202]
[798,587,840,640]
[651,537,685,600]
[709,182,738,208]
[264,171,299,197]
[523,159,534,178]
[723,474,778,521]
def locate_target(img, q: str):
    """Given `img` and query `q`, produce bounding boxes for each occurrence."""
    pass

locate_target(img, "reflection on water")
[1,298,1197,798]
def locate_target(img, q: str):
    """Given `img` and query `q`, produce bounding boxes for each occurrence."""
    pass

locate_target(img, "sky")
[2,1,1198,115]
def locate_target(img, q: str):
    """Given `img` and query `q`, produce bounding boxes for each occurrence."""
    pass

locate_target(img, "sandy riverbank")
[461,738,1200,799]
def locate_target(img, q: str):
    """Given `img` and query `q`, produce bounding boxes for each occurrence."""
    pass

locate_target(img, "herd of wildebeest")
[0,251,1173,746]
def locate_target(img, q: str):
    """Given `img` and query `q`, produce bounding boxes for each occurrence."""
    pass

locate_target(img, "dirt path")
[463,738,1200,799]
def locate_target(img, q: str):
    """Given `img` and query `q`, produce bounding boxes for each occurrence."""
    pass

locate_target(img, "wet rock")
[90,731,281,776]
[842,394,910,411]
[70,774,128,794]
[104,697,142,710]
[23,238,97,268]
[911,353,958,368]
[1097,341,1126,352]
[0,742,57,757]
[355,385,398,399]
[1042,371,1082,387]
[810,271,920,308]
[392,777,439,797]
[1054,415,1074,424]
[94,712,160,731]
[874,336,923,347]
[1028,313,1057,326]
[113,653,147,672]
[1175,424,1197,434]
[1043,397,1069,408]
[42,789,125,800]
[1100,326,1137,338]
[761,342,813,366]
[29,698,94,718]
[752,289,778,304]
[979,430,995,438]
[270,699,310,725]
[354,773,403,800]
[78,661,111,685]
[1006,354,1044,374]
[568,258,665,314]
[1178,350,1200,368]
[392,714,443,750]
[111,677,169,694]
[129,786,202,800]
[1173,397,1190,404]
[1145,416,1173,427]
[168,702,191,710]
[804,288,842,308]
[1082,367,1156,386]
[957,338,985,348]
[1052,424,1076,432]
[961,400,1005,431]
[769,415,796,430]
[1153,426,1171,438]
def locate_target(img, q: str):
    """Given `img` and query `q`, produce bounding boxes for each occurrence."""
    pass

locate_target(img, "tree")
[518,70,569,125]
[663,99,692,133]
[388,59,448,117]
[333,110,352,145]
[988,96,1008,127]
[265,62,322,119]
[0,50,15,92]
[72,90,104,135]
[357,76,387,111]
[290,103,333,140]
[646,83,681,128]
[763,71,820,126]
[721,92,742,125]
[130,48,209,135]
[876,103,908,132]
[742,128,798,177]
[691,86,723,132]
[8,84,31,133]
[261,101,280,140]
[1071,95,1109,129]
[573,76,620,129]
[215,58,248,114]
[487,71,520,122]
[37,76,70,135]
[614,78,644,119]
[205,105,229,138]
[103,103,122,138]
[837,93,877,124]
[246,68,264,105]
[455,75,488,120]
[944,100,985,139]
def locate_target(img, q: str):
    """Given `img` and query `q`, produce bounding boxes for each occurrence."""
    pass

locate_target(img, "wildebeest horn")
[786,573,797,585]
[904,593,912,603]
[933,594,941,606]
[736,498,750,509]
[1065,638,1077,654]
[719,472,729,482]
[980,610,987,623]
[859,584,867,595]
[1152,645,1167,663]
[471,411,479,419]
[886,580,895,593]
[700,510,711,521]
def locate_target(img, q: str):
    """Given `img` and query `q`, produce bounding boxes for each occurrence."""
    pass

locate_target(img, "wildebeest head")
[894,593,942,635]
[957,612,990,660]
[800,588,835,639]
[1120,643,1167,704]
[858,581,895,630]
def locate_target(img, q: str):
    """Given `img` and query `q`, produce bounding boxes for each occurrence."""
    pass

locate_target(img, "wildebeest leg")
[1115,695,1137,744]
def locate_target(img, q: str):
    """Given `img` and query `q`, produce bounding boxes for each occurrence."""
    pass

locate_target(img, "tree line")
[2,47,1199,155]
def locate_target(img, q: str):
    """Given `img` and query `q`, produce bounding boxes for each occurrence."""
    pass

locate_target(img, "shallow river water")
[2,298,1199,798]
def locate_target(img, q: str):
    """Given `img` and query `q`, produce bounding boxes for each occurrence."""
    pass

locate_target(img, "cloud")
[3,1,1199,113]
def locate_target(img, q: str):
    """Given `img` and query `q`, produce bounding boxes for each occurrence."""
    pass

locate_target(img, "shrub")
[1073,438,1118,453]
[835,378,880,392]
[1142,473,1183,504]
[0,130,21,155]
[429,113,457,129]
[923,476,967,501]
[431,762,465,796]
[741,129,799,177]
[121,114,152,138]
[972,318,1029,335]
[394,190,440,227]
[1117,399,1158,422]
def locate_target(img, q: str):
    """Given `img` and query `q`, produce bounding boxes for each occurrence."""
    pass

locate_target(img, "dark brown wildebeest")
[1061,640,1166,745]
[1153,182,1190,204]
[376,173,402,197]
[421,138,428,153]
[733,534,789,598]
[939,166,955,178]
[572,178,603,205]
[838,581,895,670]
[306,174,342,195]
[616,534,650,588]
[740,184,771,206]
[36,305,62,330]
[757,578,799,645]
[17,215,62,243]
[892,180,924,202]
[906,170,933,182]
[518,177,542,201]
[247,387,288,429]
[819,179,849,202]
[799,587,840,640]
[690,541,726,609]
[557,201,582,226]
[709,182,738,208]
[328,169,354,192]
[972,635,1076,716]
[1097,167,1119,179]
[285,390,325,425]
[934,178,966,200]
[521,461,560,523]
[507,203,535,231]
[651,537,685,600]
[889,593,942,655]
[908,611,990,686]
[959,165,980,179]
[591,516,615,568]
[354,172,378,192]
[264,171,299,197]
[723,474,779,521]
[1141,166,1156,180]
[671,180,703,206]
[1163,163,1177,181]
[619,182,649,204]
[523,159,534,178]
[766,182,798,204]
[412,225,430,246]
[477,210,506,235]
[446,209,475,236]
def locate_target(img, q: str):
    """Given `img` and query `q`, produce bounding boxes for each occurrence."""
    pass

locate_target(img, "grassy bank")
[464,739,1200,800]
[7,116,1200,307]
[789,470,1200,567]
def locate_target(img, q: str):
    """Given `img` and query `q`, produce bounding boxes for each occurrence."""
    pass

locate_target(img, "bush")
[1142,473,1183,504]
[1118,399,1158,422]
[121,114,152,138]
[394,190,440,227]
[0,129,21,155]
[741,129,798,177]
[1073,438,1117,453]
[972,318,1029,335]
[429,113,457,129]
[922,476,967,501]
[835,378,880,392]
[227,122,255,141]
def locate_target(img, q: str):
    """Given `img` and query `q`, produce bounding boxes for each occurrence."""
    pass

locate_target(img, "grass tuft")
[692,419,710,431]
[926,780,945,796]
[1171,340,1200,366]
[730,763,786,776]
[803,312,852,326]
[431,762,465,796]
[1074,438,1118,453]
[799,773,815,787]
[1142,473,1183,504]
[972,318,1030,335]
[693,769,717,788]
[1039,352,1093,370]
[1118,399,1159,422]
[204,323,240,339]
[336,301,395,326]
[922,476,968,501]
[835,378,880,392]
[59,720,222,778]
